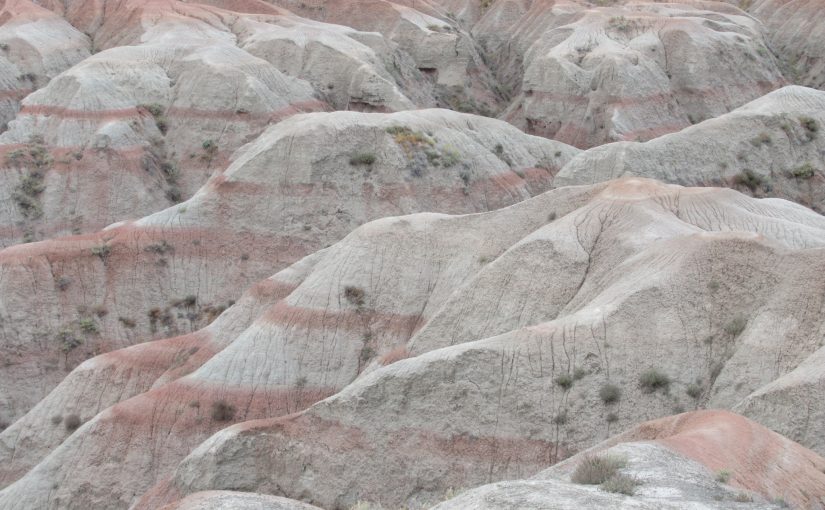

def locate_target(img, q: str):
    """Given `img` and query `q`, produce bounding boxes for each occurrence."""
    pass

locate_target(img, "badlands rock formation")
[475,1,785,147]
[437,410,825,509]
[556,86,825,211]
[750,0,825,90]
[4,178,825,509]
[0,108,575,430]
[1,0,825,509]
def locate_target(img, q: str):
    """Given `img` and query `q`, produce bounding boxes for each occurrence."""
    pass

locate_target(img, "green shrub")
[57,330,81,352]
[639,368,671,393]
[601,474,638,495]
[734,493,753,502]
[686,383,702,399]
[733,169,763,191]
[571,455,626,485]
[606,412,619,423]
[91,244,111,260]
[145,240,174,254]
[79,318,99,334]
[599,383,621,404]
[716,469,731,483]
[799,116,819,137]
[64,413,81,431]
[210,400,235,421]
[792,163,816,179]
[554,374,574,391]
[344,286,366,307]
[440,148,461,167]
[349,153,376,166]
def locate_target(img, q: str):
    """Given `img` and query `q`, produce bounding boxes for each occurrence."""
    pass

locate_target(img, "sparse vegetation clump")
[799,116,819,139]
[201,139,218,160]
[733,169,763,191]
[210,400,236,422]
[344,286,366,307]
[554,373,574,390]
[91,244,112,260]
[601,473,638,495]
[145,239,174,254]
[349,153,377,166]
[78,318,99,334]
[385,125,463,176]
[639,368,671,393]
[9,137,52,219]
[57,329,81,353]
[750,132,772,146]
[599,383,621,404]
[139,103,168,134]
[64,413,82,431]
[607,15,639,33]
[571,454,626,485]
[792,162,816,179]
[716,469,731,483]
[686,383,703,399]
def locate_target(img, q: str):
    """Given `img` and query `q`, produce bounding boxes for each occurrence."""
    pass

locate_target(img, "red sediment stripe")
[231,413,567,469]
[106,379,337,429]
[0,87,32,99]
[18,99,328,122]
[100,330,213,372]
[248,278,299,300]
[260,300,426,336]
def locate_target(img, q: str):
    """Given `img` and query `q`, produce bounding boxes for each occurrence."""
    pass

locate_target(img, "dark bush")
[211,400,236,422]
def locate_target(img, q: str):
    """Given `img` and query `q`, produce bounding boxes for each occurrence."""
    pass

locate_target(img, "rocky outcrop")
[1,2,825,509]
[7,178,825,509]
[0,0,90,132]
[0,108,575,471]
[749,0,825,90]
[436,410,825,509]
[476,1,785,148]
[555,86,825,211]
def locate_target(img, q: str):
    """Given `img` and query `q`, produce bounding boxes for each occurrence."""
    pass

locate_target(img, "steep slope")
[264,0,502,114]
[0,0,90,132]
[475,0,784,148]
[555,86,825,212]
[436,410,825,509]
[1,0,452,245]
[0,108,575,431]
[123,178,825,510]
[5,178,825,509]
[749,0,825,90]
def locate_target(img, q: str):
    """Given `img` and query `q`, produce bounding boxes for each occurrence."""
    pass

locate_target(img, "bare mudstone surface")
[1,1,825,509]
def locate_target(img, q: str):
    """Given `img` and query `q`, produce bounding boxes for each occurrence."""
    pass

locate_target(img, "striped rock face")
[0,108,576,454]
[556,86,825,213]
[1,1,825,510]
[4,178,825,510]
[436,410,825,510]
[750,0,825,91]
[476,1,785,148]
